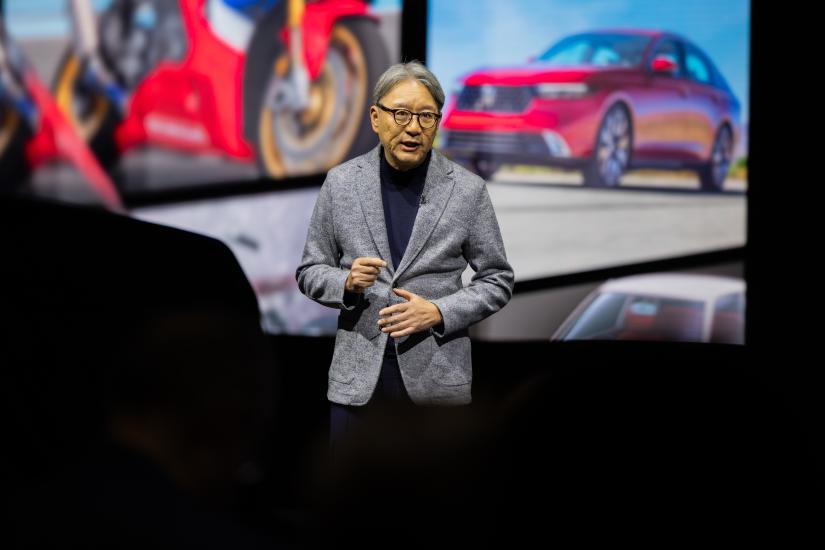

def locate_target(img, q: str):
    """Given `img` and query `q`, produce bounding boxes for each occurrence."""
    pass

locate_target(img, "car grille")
[443,131,549,156]
[455,85,534,113]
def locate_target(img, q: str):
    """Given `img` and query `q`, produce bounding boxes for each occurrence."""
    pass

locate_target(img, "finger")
[393,288,416,300]
[382,319,403,333]
[390,311,412,324]
[361,257,388,268]
[355,278,374,290]
[393,287,414,296]
[384,317,414,332]
[379,304,402,317]
[354,270,378,281]
[379,303,409,317]
[354,265,379,275]
[379,311,409,327]
[390,325,415,338]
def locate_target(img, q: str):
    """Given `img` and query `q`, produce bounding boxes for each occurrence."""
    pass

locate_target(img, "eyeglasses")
[376,103,441,129]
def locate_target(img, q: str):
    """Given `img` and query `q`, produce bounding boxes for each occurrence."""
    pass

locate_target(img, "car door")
[635,36,693,163]
[681,42,722,163]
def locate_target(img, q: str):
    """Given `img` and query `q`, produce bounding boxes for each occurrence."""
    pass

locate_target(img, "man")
[295,61,514,446]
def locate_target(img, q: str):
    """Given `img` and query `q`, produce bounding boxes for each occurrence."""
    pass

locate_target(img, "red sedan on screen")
[440,29,742,192]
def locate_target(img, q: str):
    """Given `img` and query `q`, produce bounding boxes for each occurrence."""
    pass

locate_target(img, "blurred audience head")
[105,306,276,496]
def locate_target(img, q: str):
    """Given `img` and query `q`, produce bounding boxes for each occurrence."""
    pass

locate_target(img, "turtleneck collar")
[379,145,431,185]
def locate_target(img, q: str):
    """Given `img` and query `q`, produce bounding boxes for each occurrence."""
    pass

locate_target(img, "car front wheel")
[583,104,632,188]
[451,156,500,180]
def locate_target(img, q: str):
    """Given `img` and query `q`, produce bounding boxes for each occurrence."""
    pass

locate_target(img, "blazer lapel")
[356,144,394,277]
[392,148,456,282]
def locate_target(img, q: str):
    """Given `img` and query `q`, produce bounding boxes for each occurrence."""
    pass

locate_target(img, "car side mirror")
[651,55,678,74]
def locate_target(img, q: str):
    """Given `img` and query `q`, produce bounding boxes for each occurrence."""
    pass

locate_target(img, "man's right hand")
[345,257,387,293]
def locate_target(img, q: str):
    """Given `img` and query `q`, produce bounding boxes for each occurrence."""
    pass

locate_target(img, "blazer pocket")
[430,351,471,386]
[329,329,357,384]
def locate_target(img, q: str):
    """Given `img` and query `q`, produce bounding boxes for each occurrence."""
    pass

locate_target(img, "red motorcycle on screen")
[52,0,389,182]
[0,3,122,210]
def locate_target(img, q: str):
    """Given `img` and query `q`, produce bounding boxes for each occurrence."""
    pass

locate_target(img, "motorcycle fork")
[0,15,38,128]
[68,0,126,113]
[264,0,311,112]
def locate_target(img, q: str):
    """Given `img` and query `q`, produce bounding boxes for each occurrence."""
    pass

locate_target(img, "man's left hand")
[378,288,443,337]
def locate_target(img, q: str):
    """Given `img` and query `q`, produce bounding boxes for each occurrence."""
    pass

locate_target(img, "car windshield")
[536,33,651,67]
[563,292,705,342]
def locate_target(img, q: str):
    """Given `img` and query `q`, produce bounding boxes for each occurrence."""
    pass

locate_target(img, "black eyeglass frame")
[375,102,442,129]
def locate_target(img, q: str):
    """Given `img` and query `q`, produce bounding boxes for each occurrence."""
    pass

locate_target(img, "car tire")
[583,103,632,188]
[450,155,474,173]
[697,125,733,193]
[473,157,501,180]
[451,156,500,180]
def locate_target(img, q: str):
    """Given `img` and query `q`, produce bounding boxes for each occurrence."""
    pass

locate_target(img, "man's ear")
[369,105,380,133]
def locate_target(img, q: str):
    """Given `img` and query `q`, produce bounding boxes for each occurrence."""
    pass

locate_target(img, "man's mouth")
[399,140,421,152]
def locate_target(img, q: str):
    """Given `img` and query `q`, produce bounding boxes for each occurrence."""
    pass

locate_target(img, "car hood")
[463,64,632,86]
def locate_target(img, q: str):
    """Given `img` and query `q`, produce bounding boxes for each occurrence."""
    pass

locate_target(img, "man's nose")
[405,116,422,134]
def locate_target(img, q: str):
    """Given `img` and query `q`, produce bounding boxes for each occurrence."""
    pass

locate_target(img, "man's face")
[370,79,440,171]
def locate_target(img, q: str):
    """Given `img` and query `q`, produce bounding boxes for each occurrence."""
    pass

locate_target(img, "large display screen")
[3,1,748,344]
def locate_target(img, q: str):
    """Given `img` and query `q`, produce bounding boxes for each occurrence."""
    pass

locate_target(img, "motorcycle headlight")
[534,83,591,99]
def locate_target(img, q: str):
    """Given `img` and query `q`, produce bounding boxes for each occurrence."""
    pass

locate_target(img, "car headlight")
[534,83,591,99]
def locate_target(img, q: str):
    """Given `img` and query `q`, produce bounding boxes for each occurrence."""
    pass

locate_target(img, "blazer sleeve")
[295,172,362,311]
[430,182,514,337]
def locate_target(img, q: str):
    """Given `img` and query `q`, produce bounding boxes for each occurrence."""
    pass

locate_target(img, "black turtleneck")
[379,145,430,271]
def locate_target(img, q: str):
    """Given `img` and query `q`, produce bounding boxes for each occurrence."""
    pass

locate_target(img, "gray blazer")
[295,144,514,406]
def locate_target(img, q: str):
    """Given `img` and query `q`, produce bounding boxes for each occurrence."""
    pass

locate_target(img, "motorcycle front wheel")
[244,16,389,178]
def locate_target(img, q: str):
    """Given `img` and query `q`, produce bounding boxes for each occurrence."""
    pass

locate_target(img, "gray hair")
[372,60,445,112]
